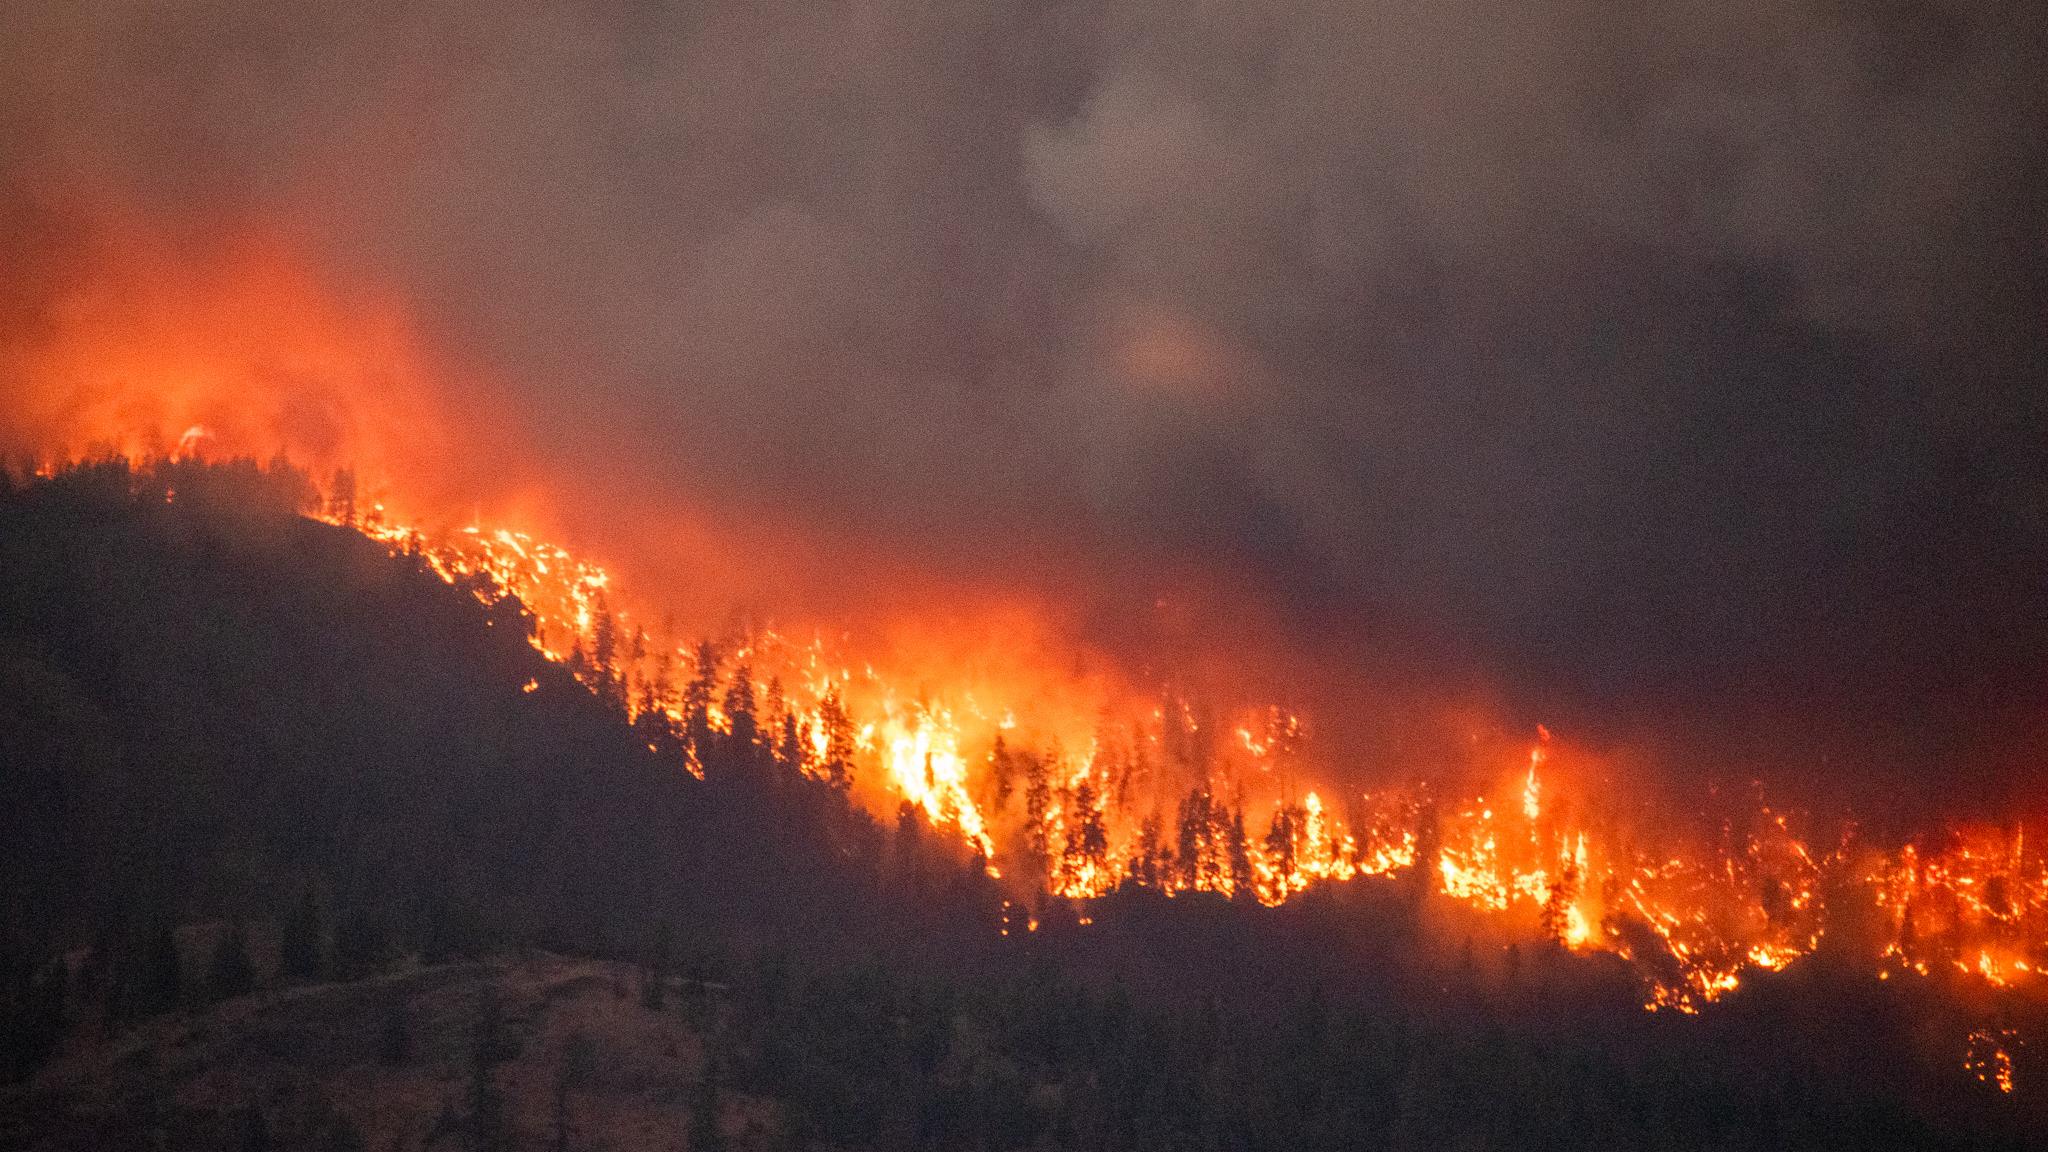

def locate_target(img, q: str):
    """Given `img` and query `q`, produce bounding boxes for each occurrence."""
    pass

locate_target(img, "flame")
[21,447,2048,1028]
[172,424,211,460]
[1966,1027,2019,1094]
[8,219,2048,1046]
[0,211,466,498]
[876,701,996,862]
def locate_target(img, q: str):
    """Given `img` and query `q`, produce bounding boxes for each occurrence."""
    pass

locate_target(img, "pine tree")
[591,594,625,711]
[818,686,855,790]
[1095,722,1132,814]
[682,641,720,755]
[1132,815,1165,888]
[896,800,926,894]
[1177,786,1216,890]
[328,467,357,526]
[722,663,758,755]
[1540,854,1582,944]
[778,710,806,775]
[1226,806,1254,898]
[1063,781,1110,893]
[762,677,789,762]
[1208,786,1235,886]
[1266,803,1300,891]
[265,452,319,515]
[592,594,616,678]
[644,651,676,720]
[1023,751,1053,873]
[989,735,1016,812]
[1410,800,1443,902]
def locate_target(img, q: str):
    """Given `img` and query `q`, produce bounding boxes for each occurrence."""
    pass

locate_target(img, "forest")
[1,458,2041,1150]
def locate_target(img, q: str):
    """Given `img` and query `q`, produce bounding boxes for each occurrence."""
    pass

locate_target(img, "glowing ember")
[1965,1027,2019,1094]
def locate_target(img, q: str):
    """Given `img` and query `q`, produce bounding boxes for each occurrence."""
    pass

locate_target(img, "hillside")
[3,955,730,1151]
[0,460,997,992]
[2,459,2045,1151]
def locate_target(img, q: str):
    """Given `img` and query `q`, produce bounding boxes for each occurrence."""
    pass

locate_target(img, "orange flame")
[10,214,2048,1041]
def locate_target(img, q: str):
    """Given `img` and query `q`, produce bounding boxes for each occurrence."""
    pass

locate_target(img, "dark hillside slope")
[3,461,2046,1151]
[0,460,980,976]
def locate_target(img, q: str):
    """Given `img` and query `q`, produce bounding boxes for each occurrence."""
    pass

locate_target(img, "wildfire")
[312,484,2048,1017]
[16,446,2048,1085]
[11,215,2042,1111]
[1966,1027,2019,1094]
[872,700,997,862]
[292,475,2048,1022]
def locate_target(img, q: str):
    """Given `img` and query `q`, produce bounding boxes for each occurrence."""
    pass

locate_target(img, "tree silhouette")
[1266,804,1299,888]
[1540,853,1582,945]
[1063,781,1110,892]
[1177,786,1219,890]
[988,734,1016,813]
[818,686,855,790]
[778,708,807,775]
[1024,750,1053,880]
[643,649,676,720]
[327,468,357,526]
[1131,815,1166,888]
[896,800,926,894]
[1410,801,1443,903]
[682,641,720,757]
[591,593,627,712]
[1226,806,1254,898]
[722,663,758,757]
[762,677,790,761]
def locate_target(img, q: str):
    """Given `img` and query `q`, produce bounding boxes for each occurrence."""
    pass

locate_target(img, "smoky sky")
[4,0,2046,800]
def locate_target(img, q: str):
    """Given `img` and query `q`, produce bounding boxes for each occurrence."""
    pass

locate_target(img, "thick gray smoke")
[3,0,2045,802]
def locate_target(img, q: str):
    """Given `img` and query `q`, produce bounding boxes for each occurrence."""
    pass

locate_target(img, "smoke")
[2,0,2044,804]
